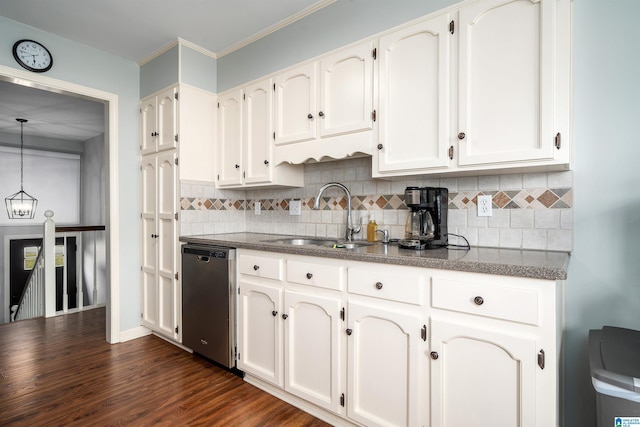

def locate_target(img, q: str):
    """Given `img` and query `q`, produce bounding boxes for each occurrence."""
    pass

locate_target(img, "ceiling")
[0,0,332,143]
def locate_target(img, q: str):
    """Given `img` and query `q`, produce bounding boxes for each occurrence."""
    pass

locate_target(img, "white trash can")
[589,326,640,427]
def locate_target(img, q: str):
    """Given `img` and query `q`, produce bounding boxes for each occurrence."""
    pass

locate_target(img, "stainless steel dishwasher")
[181,244,236,369]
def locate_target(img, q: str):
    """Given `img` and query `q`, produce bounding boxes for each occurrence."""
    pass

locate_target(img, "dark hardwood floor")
[0,308,331,426]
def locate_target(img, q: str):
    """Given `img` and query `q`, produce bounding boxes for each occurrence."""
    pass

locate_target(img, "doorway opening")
[0,66,120,343]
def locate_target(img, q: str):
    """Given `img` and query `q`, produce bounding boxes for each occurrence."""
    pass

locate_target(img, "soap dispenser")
[366,213,378,242]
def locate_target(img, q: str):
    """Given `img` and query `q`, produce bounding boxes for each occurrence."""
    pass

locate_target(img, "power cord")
[445,233,470,251]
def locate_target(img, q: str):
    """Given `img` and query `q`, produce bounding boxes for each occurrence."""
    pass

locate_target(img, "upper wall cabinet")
[140,87,178,156]
[456,0,570,168]
[372,0,571,178]
[374,14,452,175]
[217,78,303,189]
[274,41,376,164]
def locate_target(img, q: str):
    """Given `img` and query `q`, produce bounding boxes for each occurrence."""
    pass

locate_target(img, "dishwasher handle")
[183,245,230,259]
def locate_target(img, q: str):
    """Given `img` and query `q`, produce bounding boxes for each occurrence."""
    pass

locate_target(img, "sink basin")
[263,237,337,246]
[262,237,372,249]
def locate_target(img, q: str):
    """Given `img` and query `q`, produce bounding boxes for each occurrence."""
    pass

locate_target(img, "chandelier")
[5,118,38,219]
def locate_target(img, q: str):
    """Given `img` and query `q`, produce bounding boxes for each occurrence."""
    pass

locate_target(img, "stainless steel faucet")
[313,182,361,241]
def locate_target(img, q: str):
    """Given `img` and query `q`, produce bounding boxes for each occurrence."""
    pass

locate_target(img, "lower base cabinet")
[237,249,562,427]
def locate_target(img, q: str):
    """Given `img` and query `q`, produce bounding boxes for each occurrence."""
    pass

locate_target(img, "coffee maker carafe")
[399,187,448,249]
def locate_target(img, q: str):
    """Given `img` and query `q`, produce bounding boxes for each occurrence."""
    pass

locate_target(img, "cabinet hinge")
[421,324,427,341]
[340,307,345,321]
[175,134,178,143]
[175,92,179,100]
[555,132,561,150]
[340,393,345,407]
[175,272,179,280]
[175,212,178,221]
[175,325,179,334]
[538,349,545,370]
[448,145,454,160]
[371,110,377,122]
[372,48,377,60]
[175,157,179,165]
[449,20,455,34]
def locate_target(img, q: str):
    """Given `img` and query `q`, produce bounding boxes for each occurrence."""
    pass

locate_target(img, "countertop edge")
[179,234,569,281]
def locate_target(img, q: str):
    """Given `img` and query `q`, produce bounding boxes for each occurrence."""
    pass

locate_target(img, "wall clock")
[12,39,53,73]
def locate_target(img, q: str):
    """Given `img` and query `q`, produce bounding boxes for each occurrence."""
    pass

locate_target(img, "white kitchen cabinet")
[238,251,343,411]
[429,272,561,427]
[238,281,284,386]
[346,300,423,427]
[216,80,303,189]
[140,150,179,340]
[216,89,243,187]
[374,14,452,176]
[274,41,375,164]
[140,86,177,156]
[456,0,571,169]
[139,84,215,340]
[274,62,317,146]
[283,290,343,414]
[430,317,537,427]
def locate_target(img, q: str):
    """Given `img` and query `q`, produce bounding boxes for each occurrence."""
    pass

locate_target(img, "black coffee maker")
[399,187,448,249]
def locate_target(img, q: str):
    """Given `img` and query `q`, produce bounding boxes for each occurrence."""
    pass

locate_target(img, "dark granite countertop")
[179,233,569,281]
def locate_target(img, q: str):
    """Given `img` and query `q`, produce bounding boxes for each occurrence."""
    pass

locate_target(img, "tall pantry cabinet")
[140,84,216,342]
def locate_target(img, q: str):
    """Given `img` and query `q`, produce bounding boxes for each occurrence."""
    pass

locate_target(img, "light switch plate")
[255,201,261,215]
[477,195,492,217]
[289,199,301,216]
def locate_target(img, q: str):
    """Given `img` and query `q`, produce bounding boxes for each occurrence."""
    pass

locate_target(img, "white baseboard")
[119,325,152,342]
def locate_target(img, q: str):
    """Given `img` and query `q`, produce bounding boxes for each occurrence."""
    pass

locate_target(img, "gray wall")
[567,1,640,425]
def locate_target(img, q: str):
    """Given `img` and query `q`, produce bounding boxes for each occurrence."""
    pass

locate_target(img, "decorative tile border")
[180,188,572,211]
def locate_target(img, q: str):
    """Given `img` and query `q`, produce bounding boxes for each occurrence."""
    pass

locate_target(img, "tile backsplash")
[180,158,573,252]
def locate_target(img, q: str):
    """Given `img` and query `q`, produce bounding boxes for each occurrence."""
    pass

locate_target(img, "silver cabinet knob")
[474,296,484,306]
[430,351,439,360]
[306,273,313,279]
[375,282,383,290]
[253,265,259,271]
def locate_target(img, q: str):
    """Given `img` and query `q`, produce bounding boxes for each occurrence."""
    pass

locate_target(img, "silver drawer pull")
[253,265,259,271]
[375,282,383,290]
[474,296,484,306]
[306,273,313,279]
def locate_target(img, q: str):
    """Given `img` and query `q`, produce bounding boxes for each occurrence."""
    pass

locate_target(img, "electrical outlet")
[254,201,261,215]
[477,195,493,217]
[289,199,301,216]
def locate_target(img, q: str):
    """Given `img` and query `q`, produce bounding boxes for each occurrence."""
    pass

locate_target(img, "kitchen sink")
[262,237,373,249]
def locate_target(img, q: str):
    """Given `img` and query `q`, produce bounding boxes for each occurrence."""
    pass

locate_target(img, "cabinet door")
[457,0,556,166]
[140,96,157,156]
[238,282,283,387]
[319,42,374,138]
[347,301,422,427]
[284,291,343,414]
[274,62,317,145]
[217,90,243,186]
[430,317,537,427]
[243,78,273,184]
[376,14,452,174]
[157,87,178,152]
[156,151,178,339]
[140,155,158,329]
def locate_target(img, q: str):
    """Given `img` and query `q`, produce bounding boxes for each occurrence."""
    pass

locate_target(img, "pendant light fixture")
[5,118,38,219]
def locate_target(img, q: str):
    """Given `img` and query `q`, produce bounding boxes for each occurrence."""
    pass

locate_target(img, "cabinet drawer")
[431,277,539,325]
[286,260,344,290]
[347,266,426,305]
[238,253,283,281]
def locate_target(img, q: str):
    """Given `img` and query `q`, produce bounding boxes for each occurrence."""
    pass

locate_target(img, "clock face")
[13,39,53,73]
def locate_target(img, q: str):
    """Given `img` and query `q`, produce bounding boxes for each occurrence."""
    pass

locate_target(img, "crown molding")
[216,0,336,58]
